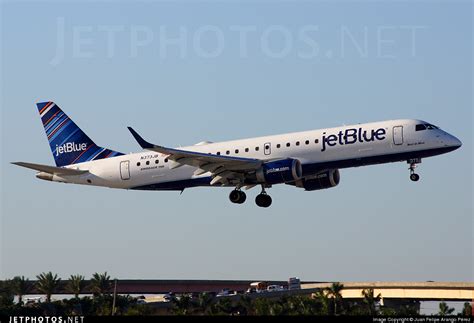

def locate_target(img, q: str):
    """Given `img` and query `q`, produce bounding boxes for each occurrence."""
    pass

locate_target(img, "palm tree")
[361,288,381,315]
[11,276,32,305]
[462,302,472,316]
[312,289,330,315]
[90,272,111,296]
[36,272,61,303]
[65,275,85,299]
[438,301,455,316]
[325,282,344,315]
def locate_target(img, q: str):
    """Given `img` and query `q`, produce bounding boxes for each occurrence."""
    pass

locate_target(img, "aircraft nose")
[446,133,462,149]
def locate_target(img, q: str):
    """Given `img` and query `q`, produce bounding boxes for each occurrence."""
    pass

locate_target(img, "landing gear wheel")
[408,160,421,182]
[255,194,272,208]
[229,190,246,204]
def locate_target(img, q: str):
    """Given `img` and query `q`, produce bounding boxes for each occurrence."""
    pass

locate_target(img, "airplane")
[13,101,462,208]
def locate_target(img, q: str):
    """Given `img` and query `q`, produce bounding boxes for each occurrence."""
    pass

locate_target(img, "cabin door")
[393,126,404,145]
[120,161,131,180]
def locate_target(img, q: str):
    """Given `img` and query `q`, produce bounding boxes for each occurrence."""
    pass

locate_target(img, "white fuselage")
[51,119,461,191]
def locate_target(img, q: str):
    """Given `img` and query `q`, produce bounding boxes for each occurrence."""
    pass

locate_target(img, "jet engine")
[297,169,340,191]
[256,158,303,185]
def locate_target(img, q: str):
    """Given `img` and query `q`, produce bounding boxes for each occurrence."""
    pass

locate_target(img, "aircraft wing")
[12,162,89,175]
[128,127,262,186]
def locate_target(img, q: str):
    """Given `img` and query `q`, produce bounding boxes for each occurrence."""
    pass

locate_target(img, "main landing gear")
[408,159,421,182]
[229,189,246,204]
[255,187,272,208]
[229,185,272,208]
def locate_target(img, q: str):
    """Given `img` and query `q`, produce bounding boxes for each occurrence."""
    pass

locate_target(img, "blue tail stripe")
[36,101,124,167]
[48,119,74,143]
[45,112,67,134]
[56,127,81,148]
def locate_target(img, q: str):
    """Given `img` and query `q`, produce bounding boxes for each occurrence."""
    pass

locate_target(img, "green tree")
[172,295,192,315]
[195,292,214,315]
[0,280,15,309]
[253,298,271,316]
[461,302,472,316]
[36,272,61,303]
[214,297,234,315]
[90,272,111,297]
[325,282,344,315]
[65,275,85,299]
[11,276,32,305]
[236,295,253,316]
[312,290,330,315]
[361,288,381,315]
[438,301,455,316]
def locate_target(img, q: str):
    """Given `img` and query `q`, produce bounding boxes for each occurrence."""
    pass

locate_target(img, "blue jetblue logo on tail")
[36,101,123,167]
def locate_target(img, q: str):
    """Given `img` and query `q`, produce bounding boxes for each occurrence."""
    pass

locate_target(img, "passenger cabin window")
[217,152,221,155]
[137,162,141,167]
[164,158,168,163]
[155,160,159,164]
[226,150,230,155]
[277,144,281,148]
[245,148,249,152]
[235,149,239,154]
[296,141,300,146]
[305,140,309,145]
[146,161,150,165]
[286,143,290,147]
[315,139,319,144]
[255,147,259,151]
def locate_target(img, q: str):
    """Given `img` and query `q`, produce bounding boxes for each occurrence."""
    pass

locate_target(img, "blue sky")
[1,0,472,282]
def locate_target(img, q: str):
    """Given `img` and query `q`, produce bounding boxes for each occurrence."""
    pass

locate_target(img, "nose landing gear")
[408,159,421,182]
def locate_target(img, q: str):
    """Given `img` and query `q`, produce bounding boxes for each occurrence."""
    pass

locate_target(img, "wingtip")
[127,127,154,149]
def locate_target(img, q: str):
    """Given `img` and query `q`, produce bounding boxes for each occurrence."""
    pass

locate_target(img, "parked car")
[267,285,285,292]
[216,289,237,297]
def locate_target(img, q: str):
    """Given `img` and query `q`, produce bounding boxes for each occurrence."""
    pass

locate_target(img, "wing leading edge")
[127,127,262,186]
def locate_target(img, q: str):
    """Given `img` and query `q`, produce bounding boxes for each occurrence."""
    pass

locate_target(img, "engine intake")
[300,169,340,191]
[256,158,302,185]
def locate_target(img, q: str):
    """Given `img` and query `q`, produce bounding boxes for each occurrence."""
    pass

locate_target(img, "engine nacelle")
[299,169,340,191]
[256,158,302,185]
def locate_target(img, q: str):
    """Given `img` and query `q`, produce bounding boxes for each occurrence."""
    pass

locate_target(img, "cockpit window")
[425,124,439,130]
[416,123,439,131]
[415,124,426,131]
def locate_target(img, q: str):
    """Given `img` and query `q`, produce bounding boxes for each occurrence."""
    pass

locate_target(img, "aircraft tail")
[36,101,123,167]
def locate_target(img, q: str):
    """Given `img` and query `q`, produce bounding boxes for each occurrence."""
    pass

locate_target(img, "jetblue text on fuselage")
[55,142,87,156]
[321,128,386,152]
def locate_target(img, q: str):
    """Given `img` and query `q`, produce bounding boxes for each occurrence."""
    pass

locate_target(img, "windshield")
[416,123,439,131]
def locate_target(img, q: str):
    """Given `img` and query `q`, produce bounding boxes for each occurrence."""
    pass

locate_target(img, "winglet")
[127,127,155,149]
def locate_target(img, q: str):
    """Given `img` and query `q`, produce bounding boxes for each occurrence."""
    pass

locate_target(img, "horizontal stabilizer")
[12,162,89,176]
